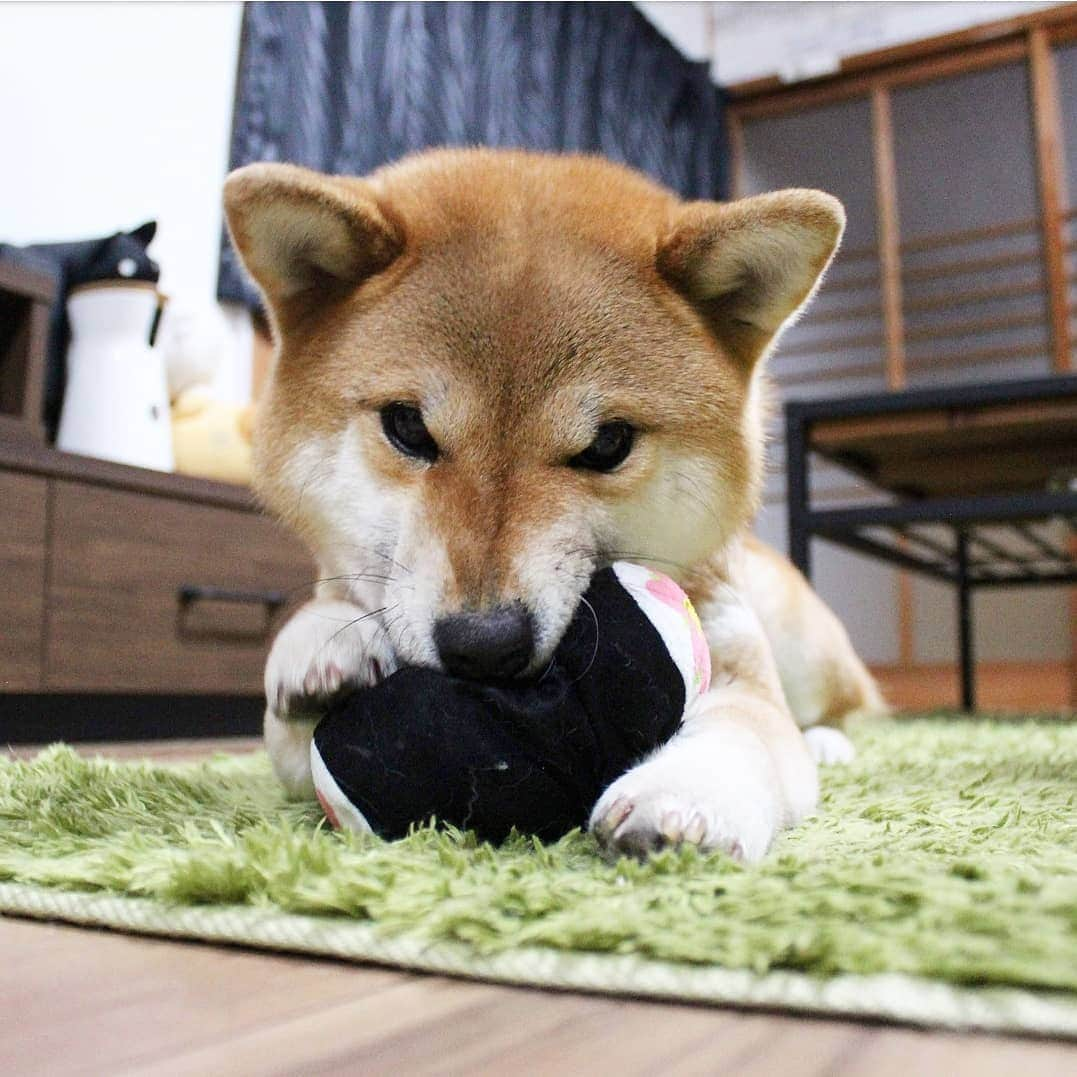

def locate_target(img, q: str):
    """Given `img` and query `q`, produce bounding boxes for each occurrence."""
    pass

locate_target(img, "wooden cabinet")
[45,482,310,693]
[0,471,47,690]
[0,440,315,707]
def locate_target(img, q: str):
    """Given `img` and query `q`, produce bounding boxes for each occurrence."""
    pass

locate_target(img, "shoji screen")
[733,29,1075,697]
[740,98,900,668]
[891,62,1051,388]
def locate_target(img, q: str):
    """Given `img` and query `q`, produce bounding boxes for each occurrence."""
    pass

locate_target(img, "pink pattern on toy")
[645,573,711,696]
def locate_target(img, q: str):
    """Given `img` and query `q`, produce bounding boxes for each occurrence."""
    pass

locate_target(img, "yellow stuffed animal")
[171,387,254,485]
[158,302,255,485]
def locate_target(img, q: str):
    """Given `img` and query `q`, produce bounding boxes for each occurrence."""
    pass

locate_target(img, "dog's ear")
[223,163,403,315]
[657,189,844,369]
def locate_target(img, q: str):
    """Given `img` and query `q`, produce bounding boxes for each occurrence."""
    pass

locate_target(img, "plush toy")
[311,562,711,843]
[169,387,255,485]
[157,302,255,485]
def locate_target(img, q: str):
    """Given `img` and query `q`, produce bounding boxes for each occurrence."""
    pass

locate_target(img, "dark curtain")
[218,1,725,306]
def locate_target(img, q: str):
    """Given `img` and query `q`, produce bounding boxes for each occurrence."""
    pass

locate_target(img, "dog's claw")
[594,796,633,842]
[660,811,684,843]
[303,662,343,698]
[683,813,706,844]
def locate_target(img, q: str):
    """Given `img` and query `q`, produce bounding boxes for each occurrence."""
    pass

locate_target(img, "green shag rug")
[2,716,1076,1037]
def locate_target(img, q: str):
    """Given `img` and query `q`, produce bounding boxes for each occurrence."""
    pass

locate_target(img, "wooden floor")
[3,740,1075,1076]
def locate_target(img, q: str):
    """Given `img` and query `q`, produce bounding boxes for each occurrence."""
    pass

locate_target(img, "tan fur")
[224,148,885,856]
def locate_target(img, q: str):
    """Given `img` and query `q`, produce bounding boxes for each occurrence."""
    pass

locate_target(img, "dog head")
[225,150,842,678]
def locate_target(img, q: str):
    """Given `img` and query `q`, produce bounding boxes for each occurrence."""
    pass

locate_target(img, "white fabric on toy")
[310,740,373,835]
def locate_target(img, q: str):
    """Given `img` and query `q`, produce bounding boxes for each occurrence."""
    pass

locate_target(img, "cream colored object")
[170,386,254,484]
[57,283,174,471]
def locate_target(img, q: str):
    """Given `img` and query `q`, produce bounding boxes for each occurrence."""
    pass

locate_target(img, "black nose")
[434,604,535,680]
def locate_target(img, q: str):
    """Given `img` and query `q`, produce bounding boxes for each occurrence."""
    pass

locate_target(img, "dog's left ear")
[657,189,844,369]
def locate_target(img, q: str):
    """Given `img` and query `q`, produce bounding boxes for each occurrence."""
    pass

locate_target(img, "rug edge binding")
[1,882,1074,1040]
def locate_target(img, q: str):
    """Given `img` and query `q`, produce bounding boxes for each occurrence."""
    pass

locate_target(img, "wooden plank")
[810,399,1077,449]
[904,339,1046,369]
[872,659,1073,711]
[728,2,1077,104]
[872,87,906,390]
[0,438,257,512]
[1029,27,1073,372]
[0,472,47,690]
[732,38,1027,121]
[814,277,1042,323]
[905,279,1042,313]
[900,216,1038,253]
[903,311,1044,342]
[870,443,1077,496]
[902,248,1041,283]
[805,399,1077,496]
[1051,17,1077,47]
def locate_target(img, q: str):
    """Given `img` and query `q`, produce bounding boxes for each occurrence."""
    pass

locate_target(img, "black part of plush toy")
[0,222,159,438]
[312,564,709,844]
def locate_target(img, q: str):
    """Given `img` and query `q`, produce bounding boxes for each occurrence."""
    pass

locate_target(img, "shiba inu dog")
[223,149,884,862]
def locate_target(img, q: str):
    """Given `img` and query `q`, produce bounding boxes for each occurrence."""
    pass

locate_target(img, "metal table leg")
[786,407,812,580]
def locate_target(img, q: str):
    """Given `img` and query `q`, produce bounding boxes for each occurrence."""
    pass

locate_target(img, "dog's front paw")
[589,726,782,863]
[264,598,395,799]
[265,598,394,720]
[803,726,855,765]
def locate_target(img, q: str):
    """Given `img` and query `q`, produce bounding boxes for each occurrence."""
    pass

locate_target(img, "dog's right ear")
[223,163,403,315]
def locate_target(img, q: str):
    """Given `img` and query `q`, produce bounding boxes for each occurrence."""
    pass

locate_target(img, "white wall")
[0,2,243,305]
[637,1,1060,85]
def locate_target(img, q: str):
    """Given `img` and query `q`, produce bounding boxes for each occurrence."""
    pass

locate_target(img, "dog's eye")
[569,420,635,472]
[380,403,439,462]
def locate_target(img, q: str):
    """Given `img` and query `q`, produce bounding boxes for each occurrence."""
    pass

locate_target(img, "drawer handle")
[177,585,287,611]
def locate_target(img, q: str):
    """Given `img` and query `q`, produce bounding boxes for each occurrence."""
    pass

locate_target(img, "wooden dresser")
[0,438,314,741]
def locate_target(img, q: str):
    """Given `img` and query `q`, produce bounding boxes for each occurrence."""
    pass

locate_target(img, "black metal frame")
[785,375,1077,711]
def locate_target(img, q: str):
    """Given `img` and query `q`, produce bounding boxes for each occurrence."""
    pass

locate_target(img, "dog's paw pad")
[804,726,856,765]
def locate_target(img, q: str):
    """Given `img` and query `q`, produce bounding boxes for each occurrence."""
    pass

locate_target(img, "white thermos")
[56,282,174,471]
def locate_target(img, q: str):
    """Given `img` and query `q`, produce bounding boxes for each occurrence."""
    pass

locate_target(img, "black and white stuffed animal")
[311,563,711,843]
